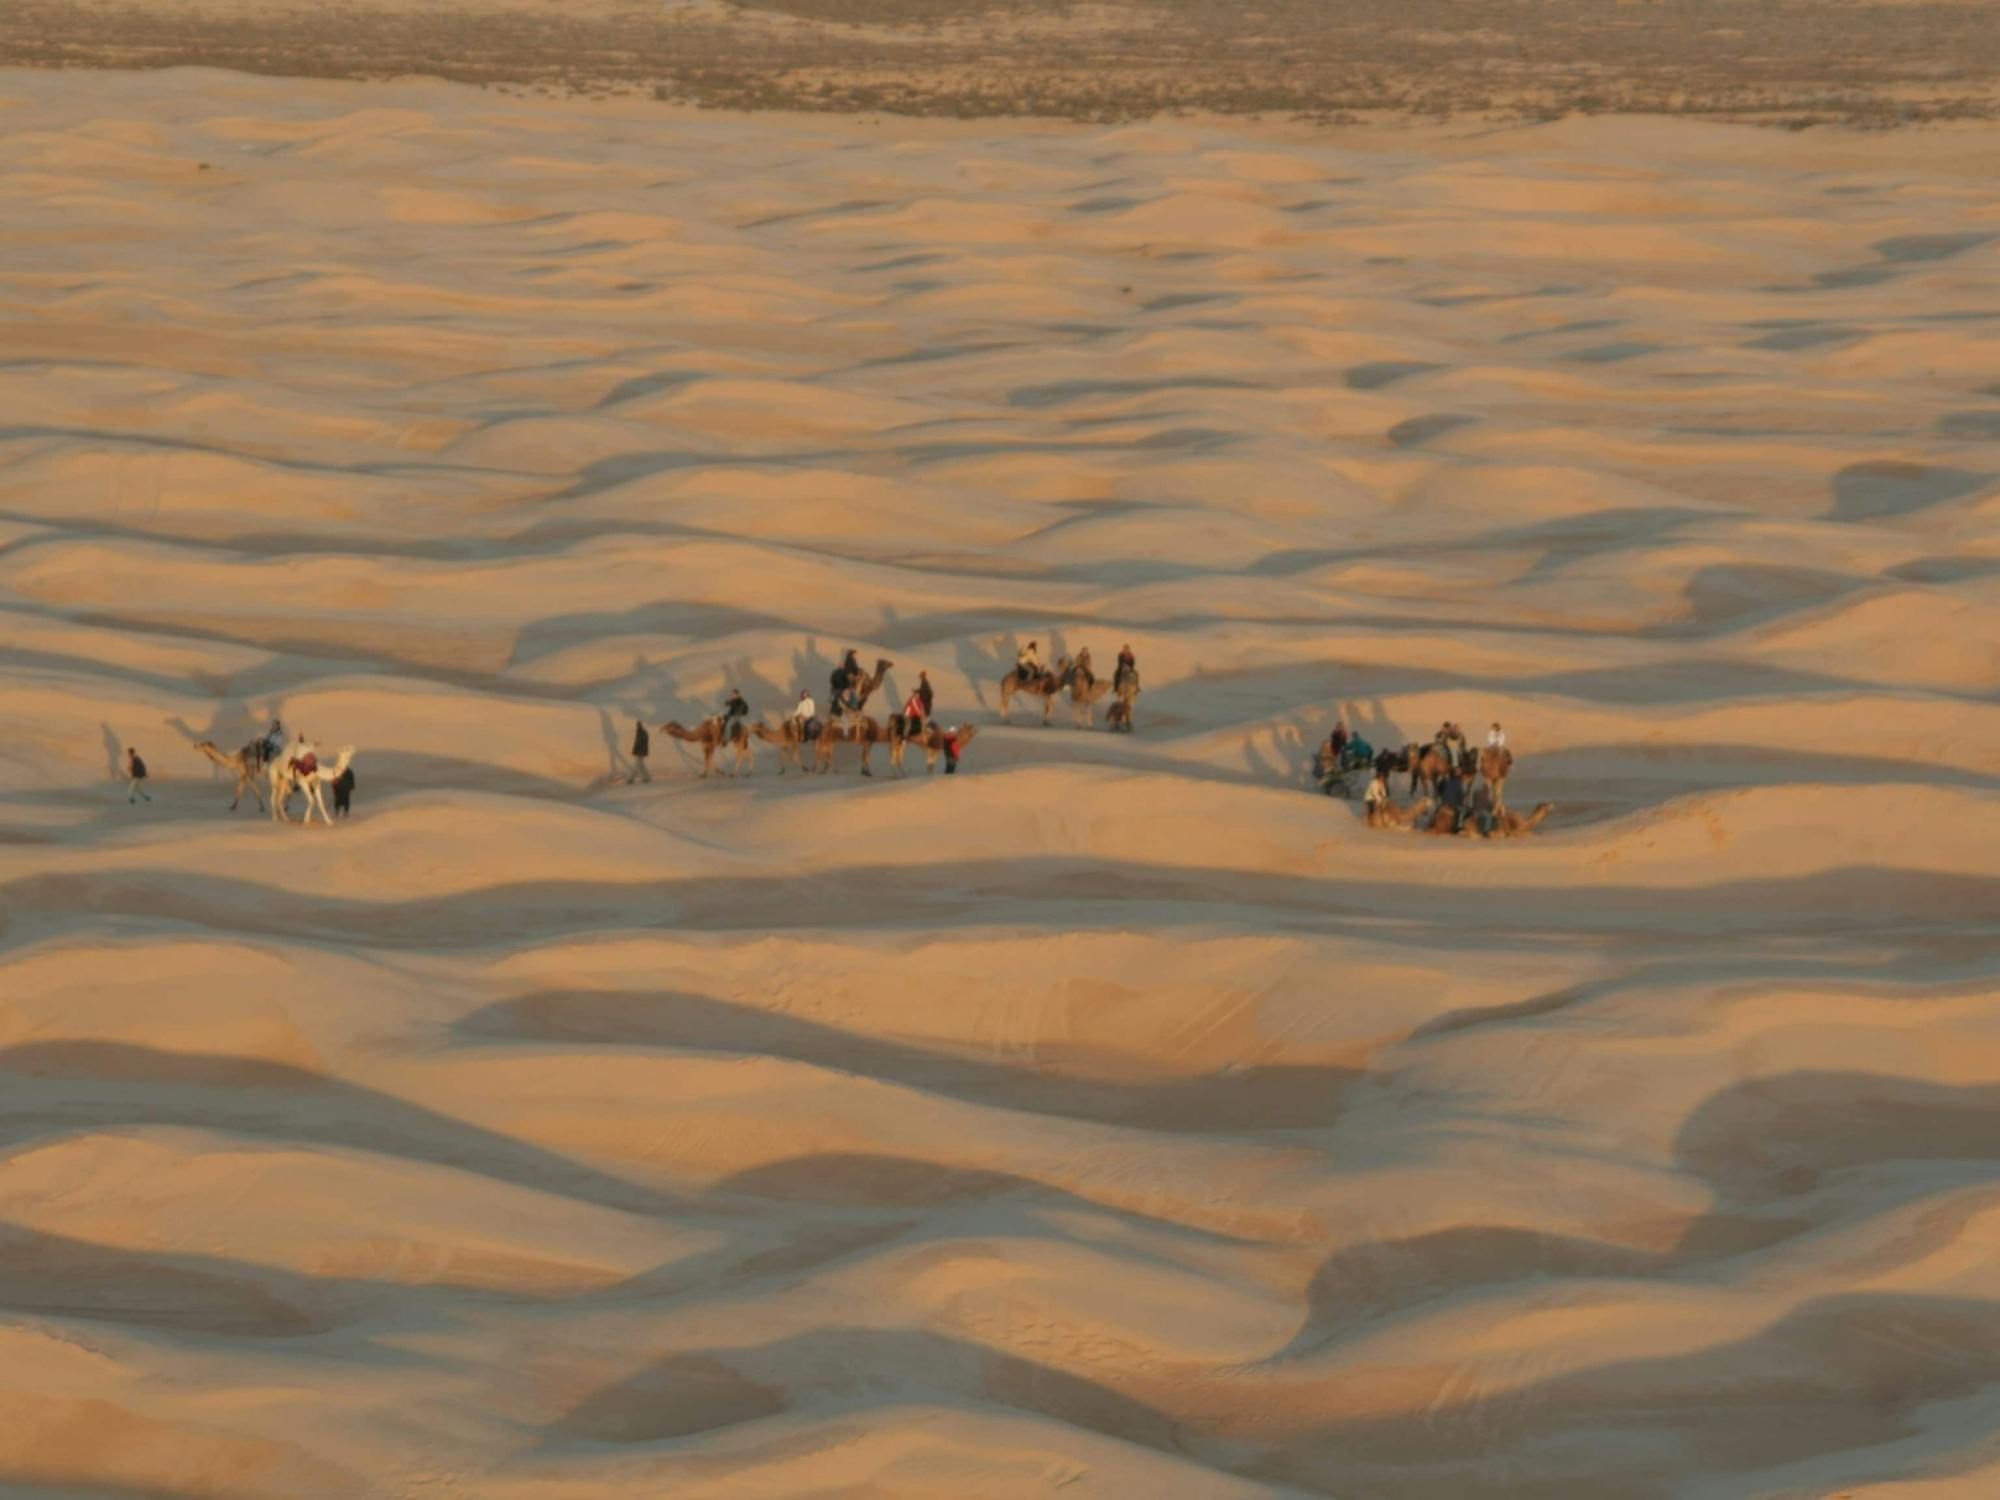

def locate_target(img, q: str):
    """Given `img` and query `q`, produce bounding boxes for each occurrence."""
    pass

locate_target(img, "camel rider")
[792,690,815,732]
[1487,722,1507,751]
[1074,647,1094,686]
[1330,720,1350,758]
[1016,640,1041,684]
[1115,644,1137,693]
[261,719,285,767]
[916,670,934,721]
[830,649,863,713]
[900,685,926,737]
[721,689,749,734]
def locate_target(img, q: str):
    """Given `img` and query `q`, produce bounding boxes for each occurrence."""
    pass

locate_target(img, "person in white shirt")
[1016,640,1041,682]
[1363,769,1390,826]
[1487,723,1507,750]
[791,691,815,734]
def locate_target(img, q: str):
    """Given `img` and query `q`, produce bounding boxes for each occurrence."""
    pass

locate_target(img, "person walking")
[629,718,651,783]
[125,746,151,803]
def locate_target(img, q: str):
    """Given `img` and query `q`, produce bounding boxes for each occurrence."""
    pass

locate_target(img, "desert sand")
[2,62,1998,1499]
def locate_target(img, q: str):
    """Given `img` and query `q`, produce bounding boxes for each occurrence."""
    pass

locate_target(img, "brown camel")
[1069,670,1134,729]
[814,714,886,775]
[829,657,893,715]
[1421,804,1468,836]
[1490,801,1554,837]
[1478,745,1515,815]
[660,717,752,778]
[1403,742,1457,797]
[193,740,268,812]
[999,656,1072,725]
[1369,795,1434,832]
[1105,695,1135,733]
[889,722,979,775]
[751,719,808,774]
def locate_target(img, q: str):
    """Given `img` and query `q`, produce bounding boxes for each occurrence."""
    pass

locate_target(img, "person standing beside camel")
[629,718,651,783]
[1364,767,1389,825]
[125,746,151,803]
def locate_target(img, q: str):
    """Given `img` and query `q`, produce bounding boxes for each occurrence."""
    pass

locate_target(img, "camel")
[999,656,1072,725]
[814,714,887,775]
[660,717,752,778]
[193,739,267,812]
[271,746,355,827]
[1069,670,1134,729]
[1369,796,1434,832]
[750,719,809,774]
[846,658,893,713]
[1490,801,1554,838]
[1105,696,1134,733]
[1478,745,1515,815]
[888,722,978,775]
[1403,742,1456,797]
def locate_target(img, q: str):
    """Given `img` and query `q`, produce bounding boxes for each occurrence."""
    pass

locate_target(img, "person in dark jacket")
[629,718,651,783]
[830,650,863,713]
[1436,766,1466,831]
[332,766,356,818]
[721,689,750,733]
[125,746,151,803]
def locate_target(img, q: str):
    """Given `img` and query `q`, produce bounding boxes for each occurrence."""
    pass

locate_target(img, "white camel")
[270,745,355,827]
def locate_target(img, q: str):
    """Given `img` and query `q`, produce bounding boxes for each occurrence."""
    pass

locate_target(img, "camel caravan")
[1316,718,1554,838]
[634,652,980,781]
[999,642,1140,731]
[637,640,1143,783]
[192,720,356,826]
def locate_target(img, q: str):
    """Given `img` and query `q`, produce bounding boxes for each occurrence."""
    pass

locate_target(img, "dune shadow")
[1385,412,1476,448]
[1872,231,1994,264]
[1275,1210,1804,1360]
[1344,360,1440,391]
[1255,1293,2000,1498]
[553,1327,1180,1457]
[1676,1071,2000,1203]
[1938,410,2000,442]
[0,1041,686,1218]
[1830,460,1989,522]
[0,1224,373,1339]
[556,1353,785,1443]
[461,990,1360,1136]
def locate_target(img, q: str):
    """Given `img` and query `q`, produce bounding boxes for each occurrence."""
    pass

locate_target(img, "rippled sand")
[3,66,1998,1499]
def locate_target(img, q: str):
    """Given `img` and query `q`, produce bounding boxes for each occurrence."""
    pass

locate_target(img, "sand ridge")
[1,65,1998,1500]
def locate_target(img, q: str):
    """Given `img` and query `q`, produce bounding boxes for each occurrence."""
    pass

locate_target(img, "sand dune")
[1,64,1997,1500]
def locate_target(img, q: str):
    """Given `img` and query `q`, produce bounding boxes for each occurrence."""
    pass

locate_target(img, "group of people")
[126,716,356,817]
[1316,716,1518,836]
[257,718,357,816]
[626,649,966,780]
[1014,640,1141,694]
